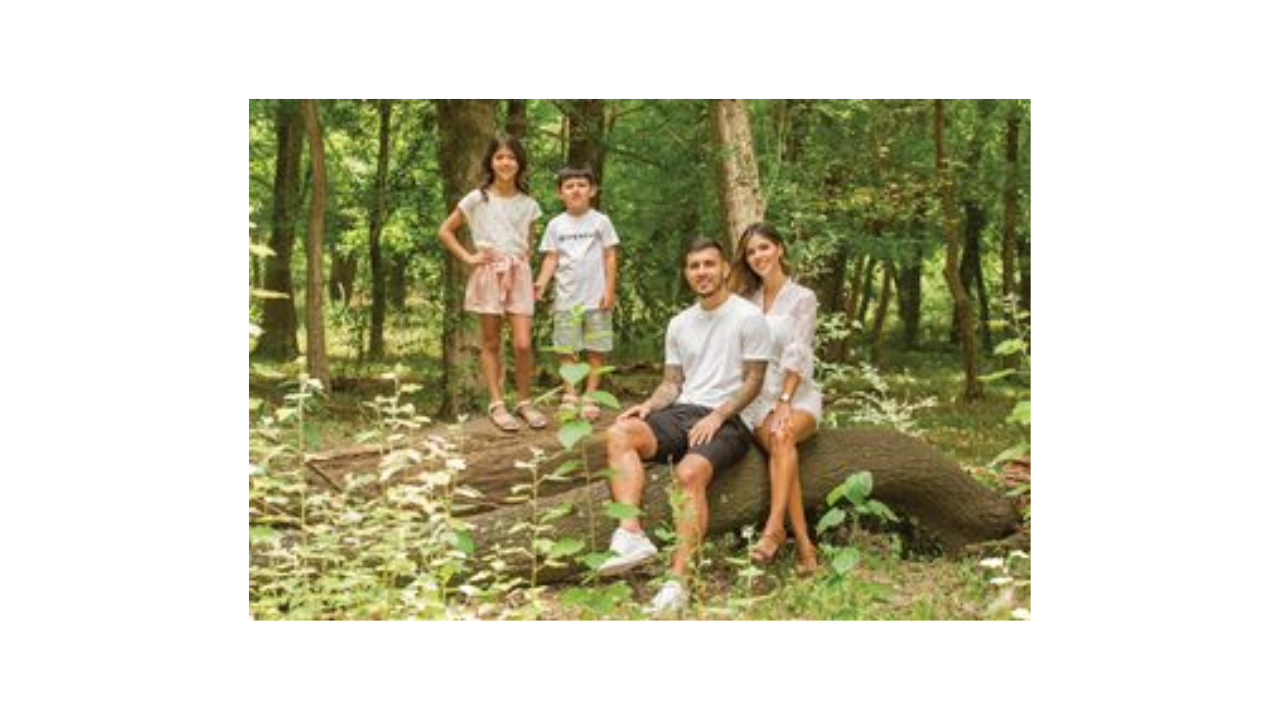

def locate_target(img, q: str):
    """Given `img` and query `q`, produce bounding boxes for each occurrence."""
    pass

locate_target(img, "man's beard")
[692,275,723,297]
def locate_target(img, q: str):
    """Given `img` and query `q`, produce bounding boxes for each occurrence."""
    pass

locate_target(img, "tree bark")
[936,98,983,399]
[368,96,391,358]
[1001,103,1021,306]
[710,99,766,253]
[299,99,330,387]
[837,253,867,361]
[504,99,528,142]
[255,100,303,361]
[957,201,992,352]
[865,262,896,363]
[896,240,923,350]
[328,252,357,306]
[435,100,496,418]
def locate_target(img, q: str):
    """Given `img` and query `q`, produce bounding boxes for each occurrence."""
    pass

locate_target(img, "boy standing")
[534,167,619,421]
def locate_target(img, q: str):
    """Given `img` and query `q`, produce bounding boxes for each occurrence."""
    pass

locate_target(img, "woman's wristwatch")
[779,391,793,403]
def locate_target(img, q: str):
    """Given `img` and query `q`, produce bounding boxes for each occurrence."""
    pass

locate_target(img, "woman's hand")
[769,400,793,436]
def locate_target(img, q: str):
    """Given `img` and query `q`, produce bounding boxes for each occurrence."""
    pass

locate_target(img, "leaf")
[584,390,621,410]
[990,442,1030,468]
[558,420,593,450]
[977,368,1018,381]
[831,547,861,574]
[604,502,642,520]
[559,362,591,387]
[580,551,613,571]
[841,471,874,505]
[547,538,585,559]
[450,530,475,556]
[1007,400,1031,426]
[816,508,846,536]
[540,502,575,522]
[249,242,276,258]
[864,500,899,522]
[994,338,1026,357]
[552,459,583,477]
[249,526,279,545]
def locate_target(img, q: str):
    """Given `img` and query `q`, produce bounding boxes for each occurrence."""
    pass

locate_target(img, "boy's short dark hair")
[683,236,726,263]
[556,166,596,188]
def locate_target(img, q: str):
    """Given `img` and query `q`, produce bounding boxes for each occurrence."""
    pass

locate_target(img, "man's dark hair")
[683,236,727,263]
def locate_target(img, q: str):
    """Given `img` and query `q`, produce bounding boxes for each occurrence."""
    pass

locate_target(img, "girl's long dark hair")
[479,133,531,199]
[729,222,791,297]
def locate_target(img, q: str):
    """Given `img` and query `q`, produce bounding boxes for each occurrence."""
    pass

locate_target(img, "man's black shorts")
[644,404,753,476]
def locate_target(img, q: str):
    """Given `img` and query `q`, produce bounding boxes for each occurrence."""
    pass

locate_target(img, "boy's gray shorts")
[553,308,613,353]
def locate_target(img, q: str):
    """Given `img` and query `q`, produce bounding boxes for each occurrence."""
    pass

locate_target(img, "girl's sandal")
[515,400,548,430]
[488,397,519,430]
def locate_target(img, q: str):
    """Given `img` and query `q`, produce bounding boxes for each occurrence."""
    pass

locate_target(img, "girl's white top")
[458,188,542,256]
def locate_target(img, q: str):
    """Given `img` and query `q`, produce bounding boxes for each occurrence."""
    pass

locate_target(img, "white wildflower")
[979,557,1005,570]
[1012,608,1031,621]
[989,575,1013,586]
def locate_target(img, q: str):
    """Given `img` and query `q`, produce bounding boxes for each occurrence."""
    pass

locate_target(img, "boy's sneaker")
[646,580,687,616]
[598,527,657,576]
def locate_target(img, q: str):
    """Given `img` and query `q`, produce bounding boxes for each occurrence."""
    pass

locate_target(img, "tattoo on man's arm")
[715,360,767,419]
[647,365,684,411]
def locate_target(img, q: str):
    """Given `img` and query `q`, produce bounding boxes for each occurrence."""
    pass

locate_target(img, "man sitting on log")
[599,236,771,615]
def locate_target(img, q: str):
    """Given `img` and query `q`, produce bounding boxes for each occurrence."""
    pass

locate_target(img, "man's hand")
[618,403,651,421]
[688,410,725,446]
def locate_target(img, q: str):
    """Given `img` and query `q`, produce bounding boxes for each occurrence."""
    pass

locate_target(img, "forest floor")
[249,345,1029,620]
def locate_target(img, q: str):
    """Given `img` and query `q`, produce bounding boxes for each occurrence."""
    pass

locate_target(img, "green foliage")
[557,420,592,451]
[815,471,900,582]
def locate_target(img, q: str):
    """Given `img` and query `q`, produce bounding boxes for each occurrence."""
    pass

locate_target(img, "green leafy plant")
[816,471,899,578]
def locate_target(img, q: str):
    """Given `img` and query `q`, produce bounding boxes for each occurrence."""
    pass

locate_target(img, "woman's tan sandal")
[796,544,820,576]
[488,401,521,432]
[515,400,548,429]
[749,528,787,565]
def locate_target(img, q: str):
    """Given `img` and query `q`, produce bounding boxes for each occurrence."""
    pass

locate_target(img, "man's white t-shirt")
[665,294,772,411]
[538,209,619,311]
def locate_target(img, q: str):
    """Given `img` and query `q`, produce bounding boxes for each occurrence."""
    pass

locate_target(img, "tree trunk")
[710,99,766,253]
[815,240,850,359]
[869,262,895,365]
[435,100,496,419]
[255,100,303,361]
[896,241,923,350]
[958,201,992,352]
[770,99,811,164]
[328,252,357,306]
[504,99,528,142]
[857,257,878,329]
[388,254,408,312]
[299,99,330,387]
[565,99,607,209]
[368,99,393,360]
[933,100,982,400]
[1001,103,1021,307]
[304,420,1021,584]
[836,253,867,361]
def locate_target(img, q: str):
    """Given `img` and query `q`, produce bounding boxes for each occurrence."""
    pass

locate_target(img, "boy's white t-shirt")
[458,188,541,256]
[538,209,619,311]
[664,294,772,411]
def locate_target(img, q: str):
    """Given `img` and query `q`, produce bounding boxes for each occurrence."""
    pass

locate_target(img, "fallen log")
[305,413,1021,583]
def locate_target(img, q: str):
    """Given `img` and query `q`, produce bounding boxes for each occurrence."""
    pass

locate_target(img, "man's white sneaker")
[647,580,687,616]
[598,527,658,576]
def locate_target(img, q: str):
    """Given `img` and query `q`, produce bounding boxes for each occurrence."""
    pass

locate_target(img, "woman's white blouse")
[740,279,823,430]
